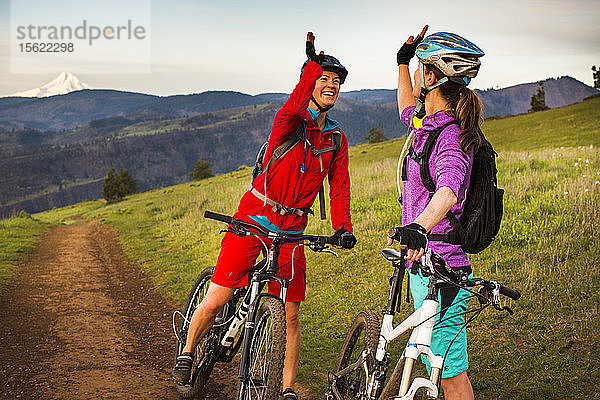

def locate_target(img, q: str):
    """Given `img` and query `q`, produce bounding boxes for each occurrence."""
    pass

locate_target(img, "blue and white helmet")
[416,32,484,85]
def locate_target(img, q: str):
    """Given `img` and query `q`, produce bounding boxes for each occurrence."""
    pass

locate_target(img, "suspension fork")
[237,238,289,382]
[238,278,263,382]
[399,277,441,398]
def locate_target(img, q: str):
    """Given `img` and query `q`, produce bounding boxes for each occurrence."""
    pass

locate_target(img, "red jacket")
[234,61,352,233]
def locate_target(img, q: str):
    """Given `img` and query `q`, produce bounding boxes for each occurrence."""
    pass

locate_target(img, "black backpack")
[251,120,342,219]
[402,121,504,254]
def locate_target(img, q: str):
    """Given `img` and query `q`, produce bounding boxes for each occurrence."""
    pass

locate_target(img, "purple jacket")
[400,106,473,268]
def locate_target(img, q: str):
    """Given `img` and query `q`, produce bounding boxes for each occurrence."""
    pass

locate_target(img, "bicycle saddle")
[381,248,403,262]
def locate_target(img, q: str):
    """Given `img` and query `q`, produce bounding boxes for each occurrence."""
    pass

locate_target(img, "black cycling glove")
[332,228,357,249]
[387,223,427,251]
[306,32,324,64]
[396,28,427,65]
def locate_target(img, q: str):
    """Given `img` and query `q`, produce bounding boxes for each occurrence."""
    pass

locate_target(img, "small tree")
[592,66,600,89]
[365,127,388,143]
[529,82,549,112]
[189,158,214,180]
[102,168,139,202]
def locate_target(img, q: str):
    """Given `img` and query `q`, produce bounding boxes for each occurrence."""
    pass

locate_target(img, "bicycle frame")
[330,249,457,400]
[329,246,520,400]
[374,296,443,399]
[190,211,337,394]
[214,236,290,384]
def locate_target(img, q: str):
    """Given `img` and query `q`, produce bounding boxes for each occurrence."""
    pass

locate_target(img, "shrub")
[102,168,140,203]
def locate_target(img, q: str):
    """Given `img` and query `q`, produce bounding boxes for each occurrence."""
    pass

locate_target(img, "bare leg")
[182,282,235,353]
[440,371,474,400]
[282,301,301,390]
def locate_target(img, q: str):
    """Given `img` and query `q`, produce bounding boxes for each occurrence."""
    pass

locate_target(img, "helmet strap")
[414,62,450,118]
[310,95,334,113]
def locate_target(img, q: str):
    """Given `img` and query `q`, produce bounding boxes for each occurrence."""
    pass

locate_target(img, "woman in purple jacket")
[387,27,486,400]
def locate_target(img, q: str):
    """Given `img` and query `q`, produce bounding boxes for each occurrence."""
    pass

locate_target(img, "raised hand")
[306,31,324,64]
[397,25,429,66]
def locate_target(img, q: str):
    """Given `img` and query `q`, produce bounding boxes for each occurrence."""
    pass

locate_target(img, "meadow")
[2,95,599,399]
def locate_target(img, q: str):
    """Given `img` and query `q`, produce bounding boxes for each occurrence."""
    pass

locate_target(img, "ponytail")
[425,65,484,153]
[452,85,484,153]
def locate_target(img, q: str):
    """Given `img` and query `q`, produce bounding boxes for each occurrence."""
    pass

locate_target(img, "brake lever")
[223,226,249,236]
[493,303,514,315]
[307,242,339,257]
[322,248,339,258]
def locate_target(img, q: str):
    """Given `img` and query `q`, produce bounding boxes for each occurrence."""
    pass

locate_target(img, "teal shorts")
[408,267,472,379]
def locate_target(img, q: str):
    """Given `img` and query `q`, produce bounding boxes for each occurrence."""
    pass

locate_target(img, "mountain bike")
[326,245,521,400]
[173,211,339,399]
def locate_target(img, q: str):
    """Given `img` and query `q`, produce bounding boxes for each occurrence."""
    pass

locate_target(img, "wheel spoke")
[332,311,380,400]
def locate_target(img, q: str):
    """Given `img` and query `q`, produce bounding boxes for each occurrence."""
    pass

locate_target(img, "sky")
[0,0,599,97]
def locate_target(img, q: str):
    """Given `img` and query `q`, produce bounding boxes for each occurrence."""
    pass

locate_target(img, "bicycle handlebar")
[204,210,233,224]
[467,278,521,300]
[498,284,521,300]
[204,210,338,250]
[414,246,521,302]
[386,230,521,301]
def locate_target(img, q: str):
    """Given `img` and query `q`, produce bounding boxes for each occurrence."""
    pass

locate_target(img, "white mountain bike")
[326,246,520,400]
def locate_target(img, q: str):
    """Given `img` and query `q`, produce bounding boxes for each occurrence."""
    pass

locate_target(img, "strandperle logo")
[15,20,147,46]
[10,0,151,73]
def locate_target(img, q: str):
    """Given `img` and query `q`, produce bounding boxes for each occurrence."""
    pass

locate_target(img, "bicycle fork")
[237,273,288,384]
[238,280,262,383]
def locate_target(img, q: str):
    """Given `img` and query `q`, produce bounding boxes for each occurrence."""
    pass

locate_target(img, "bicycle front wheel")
[334,310,380,400]
[237,297,286,400]
[174,267,220,398]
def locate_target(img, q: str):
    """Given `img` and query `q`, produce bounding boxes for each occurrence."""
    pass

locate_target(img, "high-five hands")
[306,31,324,64]
[396,25,429,66]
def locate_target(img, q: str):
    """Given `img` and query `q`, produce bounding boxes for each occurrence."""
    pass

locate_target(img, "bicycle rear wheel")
[174,267,222,398]
[333,310,380,400]
[237,297,286,400]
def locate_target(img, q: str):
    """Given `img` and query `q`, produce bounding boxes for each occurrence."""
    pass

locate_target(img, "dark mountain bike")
[173,211,339,399]
[326,243,521,400]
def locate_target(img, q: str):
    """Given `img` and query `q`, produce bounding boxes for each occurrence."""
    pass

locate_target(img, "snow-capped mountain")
[8,72,91,98]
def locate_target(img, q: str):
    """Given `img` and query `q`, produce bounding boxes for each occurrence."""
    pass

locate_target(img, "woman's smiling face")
[312,70,341,109]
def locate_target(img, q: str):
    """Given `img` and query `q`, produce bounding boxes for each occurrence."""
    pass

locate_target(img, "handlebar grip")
[324,235,338,246]
[387,227,400,240]
[204,211,232,224]
[499,285,521,300]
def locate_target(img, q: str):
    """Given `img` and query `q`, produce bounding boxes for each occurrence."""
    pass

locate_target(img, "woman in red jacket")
[173,32,357,400]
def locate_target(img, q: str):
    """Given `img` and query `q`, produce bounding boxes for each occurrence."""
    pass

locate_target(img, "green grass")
[0,200,105,293]
[26,96,600,399]
[0,212,49,293]
[483,95,600,151]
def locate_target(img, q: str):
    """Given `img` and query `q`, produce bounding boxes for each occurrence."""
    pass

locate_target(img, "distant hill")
[341,76,598,116]
[476,76,598,116]
[1,76,596,132]
[0,76,597,218]
[0,90,157,131]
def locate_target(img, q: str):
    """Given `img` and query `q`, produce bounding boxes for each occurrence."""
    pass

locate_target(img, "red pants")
[211,231,307,302]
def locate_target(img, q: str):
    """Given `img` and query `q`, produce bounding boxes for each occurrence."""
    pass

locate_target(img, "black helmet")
[301,54,348,84]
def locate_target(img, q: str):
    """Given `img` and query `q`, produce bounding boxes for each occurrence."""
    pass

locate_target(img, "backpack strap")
[412,121,456,197]
[262,120,306,173]
[311,128,341,156]
[317,129,342,220]
[404,121,466,244]
[257,121,342,221]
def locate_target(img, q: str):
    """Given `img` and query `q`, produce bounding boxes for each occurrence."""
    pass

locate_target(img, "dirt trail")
[0,221,237,399]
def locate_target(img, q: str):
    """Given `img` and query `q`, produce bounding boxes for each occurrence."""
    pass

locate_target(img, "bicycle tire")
[237,297,286,400]
[174,267,221,398]
[379,356,405,400]
[333,310,380,400]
